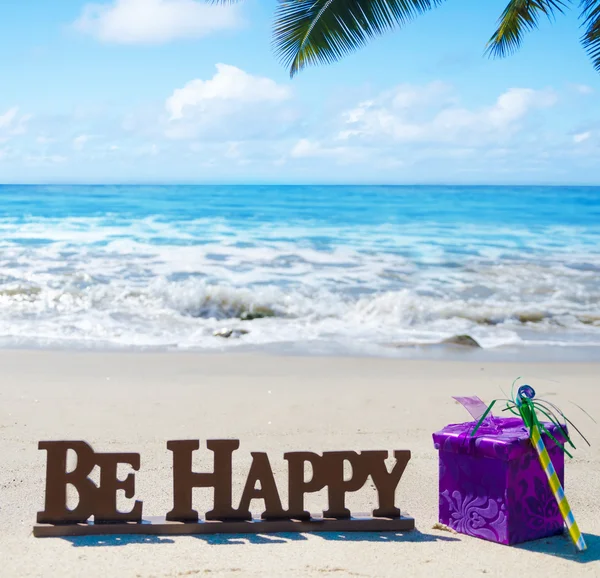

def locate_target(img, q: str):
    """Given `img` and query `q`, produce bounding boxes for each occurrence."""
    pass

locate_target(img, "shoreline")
[0,340,599,363]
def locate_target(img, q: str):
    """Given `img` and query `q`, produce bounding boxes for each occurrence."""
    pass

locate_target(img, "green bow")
[470,378,590,458]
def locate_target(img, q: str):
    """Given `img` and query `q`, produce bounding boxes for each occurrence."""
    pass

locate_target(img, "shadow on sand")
[190,529,459,546]
[61,529,458,547]
[515,532,600,564]
[62,535,175,547]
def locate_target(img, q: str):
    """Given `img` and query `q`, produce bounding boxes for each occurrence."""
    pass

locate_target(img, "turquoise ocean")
[1,185,599,355]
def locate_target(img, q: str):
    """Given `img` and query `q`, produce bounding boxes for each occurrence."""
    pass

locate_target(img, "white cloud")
[75,0,240,44]
[292,139,334,158]
[73,134,94,150]
[340,82,455,138]
[9,76,593,182]
[572,84,594,95]
[290,138,361,163]
[338,85,557,146]
[573,131,591,144]
[483,88,556,127]
[24,154,68,165]
[10,118,31,137]
[164,64,295,141]
[166,64,291,120]
[0,107,32,138]
[0,107,19,129]
[432,88,555,138]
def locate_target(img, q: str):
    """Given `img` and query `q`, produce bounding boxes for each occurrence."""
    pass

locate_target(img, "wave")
[1,276,599,323]
[1,203,599,352]
[0,276,598,351]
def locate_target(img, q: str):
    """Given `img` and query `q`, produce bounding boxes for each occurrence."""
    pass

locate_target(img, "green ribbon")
[470,378,589,459]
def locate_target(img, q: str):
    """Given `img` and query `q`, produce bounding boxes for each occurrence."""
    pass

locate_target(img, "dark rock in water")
[442,335,481,348]
[391,335,481,349]
[213,328,250,339]
[517,313,545,323]
[478,317,500,326]
[240,306,276,321]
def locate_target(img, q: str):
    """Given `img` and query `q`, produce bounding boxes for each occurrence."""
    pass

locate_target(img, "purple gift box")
[432,416,567,545]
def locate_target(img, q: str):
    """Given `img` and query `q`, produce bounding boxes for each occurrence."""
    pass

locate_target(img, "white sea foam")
[0,213,599,353]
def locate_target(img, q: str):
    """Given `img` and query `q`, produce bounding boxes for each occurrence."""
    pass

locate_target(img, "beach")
[1,350,599,577]
[1,183,599,576]
[2,0,600,572]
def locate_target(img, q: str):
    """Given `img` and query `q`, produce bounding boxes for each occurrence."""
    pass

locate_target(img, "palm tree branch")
[272,0,447,77]
[580,0,600,71]
[486,0,571,59]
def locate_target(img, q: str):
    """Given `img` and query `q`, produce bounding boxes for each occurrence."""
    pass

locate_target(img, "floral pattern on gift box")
[441,489,507,543]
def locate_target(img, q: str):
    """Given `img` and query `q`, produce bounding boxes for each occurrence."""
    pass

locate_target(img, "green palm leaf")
[208,0,600,77]
[272,0,447,77]
[486,0,570,58]
[581,0,600,71]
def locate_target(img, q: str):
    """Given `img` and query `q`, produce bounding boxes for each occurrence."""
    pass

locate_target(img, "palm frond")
[273,0,447,78]
[580,0,600,71]
[486,0,571,59]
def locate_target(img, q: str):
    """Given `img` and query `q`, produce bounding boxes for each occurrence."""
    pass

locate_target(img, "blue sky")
[0,0,599,184]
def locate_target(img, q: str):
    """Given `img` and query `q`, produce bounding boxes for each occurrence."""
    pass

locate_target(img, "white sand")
[1,350,599,577]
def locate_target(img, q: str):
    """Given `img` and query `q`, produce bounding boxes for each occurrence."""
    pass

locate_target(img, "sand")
[1,350,599,577]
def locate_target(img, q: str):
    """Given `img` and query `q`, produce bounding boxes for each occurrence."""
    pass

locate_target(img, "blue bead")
[517,385,536,400]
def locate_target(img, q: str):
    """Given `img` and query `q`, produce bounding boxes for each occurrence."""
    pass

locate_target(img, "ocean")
[1,185,599,356]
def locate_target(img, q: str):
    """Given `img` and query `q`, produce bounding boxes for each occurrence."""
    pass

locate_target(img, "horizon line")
[1,182,599,188]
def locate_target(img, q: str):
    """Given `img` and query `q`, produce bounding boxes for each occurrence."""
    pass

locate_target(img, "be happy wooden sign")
[34,439,415,537]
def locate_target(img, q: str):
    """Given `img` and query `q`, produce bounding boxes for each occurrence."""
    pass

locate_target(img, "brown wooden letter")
[321,451,370,519]
[37,441,97,524]
[284,452,326,520]
[236,452,286,520]
[166,439,239,522]
[363,450,411,517]
[37,441,143,524]
[94,453,143,523]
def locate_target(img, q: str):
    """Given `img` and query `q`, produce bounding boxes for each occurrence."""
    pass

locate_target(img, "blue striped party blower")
[471,379,591,552]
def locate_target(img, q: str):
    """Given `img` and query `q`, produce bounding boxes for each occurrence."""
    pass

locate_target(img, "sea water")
[1,185,599,355]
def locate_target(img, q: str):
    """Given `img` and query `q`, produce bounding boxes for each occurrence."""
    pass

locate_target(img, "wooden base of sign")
[33,514,415,538]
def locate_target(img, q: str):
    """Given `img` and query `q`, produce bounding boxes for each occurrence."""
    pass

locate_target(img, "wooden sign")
[34,440,414,537]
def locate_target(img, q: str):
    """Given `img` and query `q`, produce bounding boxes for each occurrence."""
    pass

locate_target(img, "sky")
[0,0,599,185]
